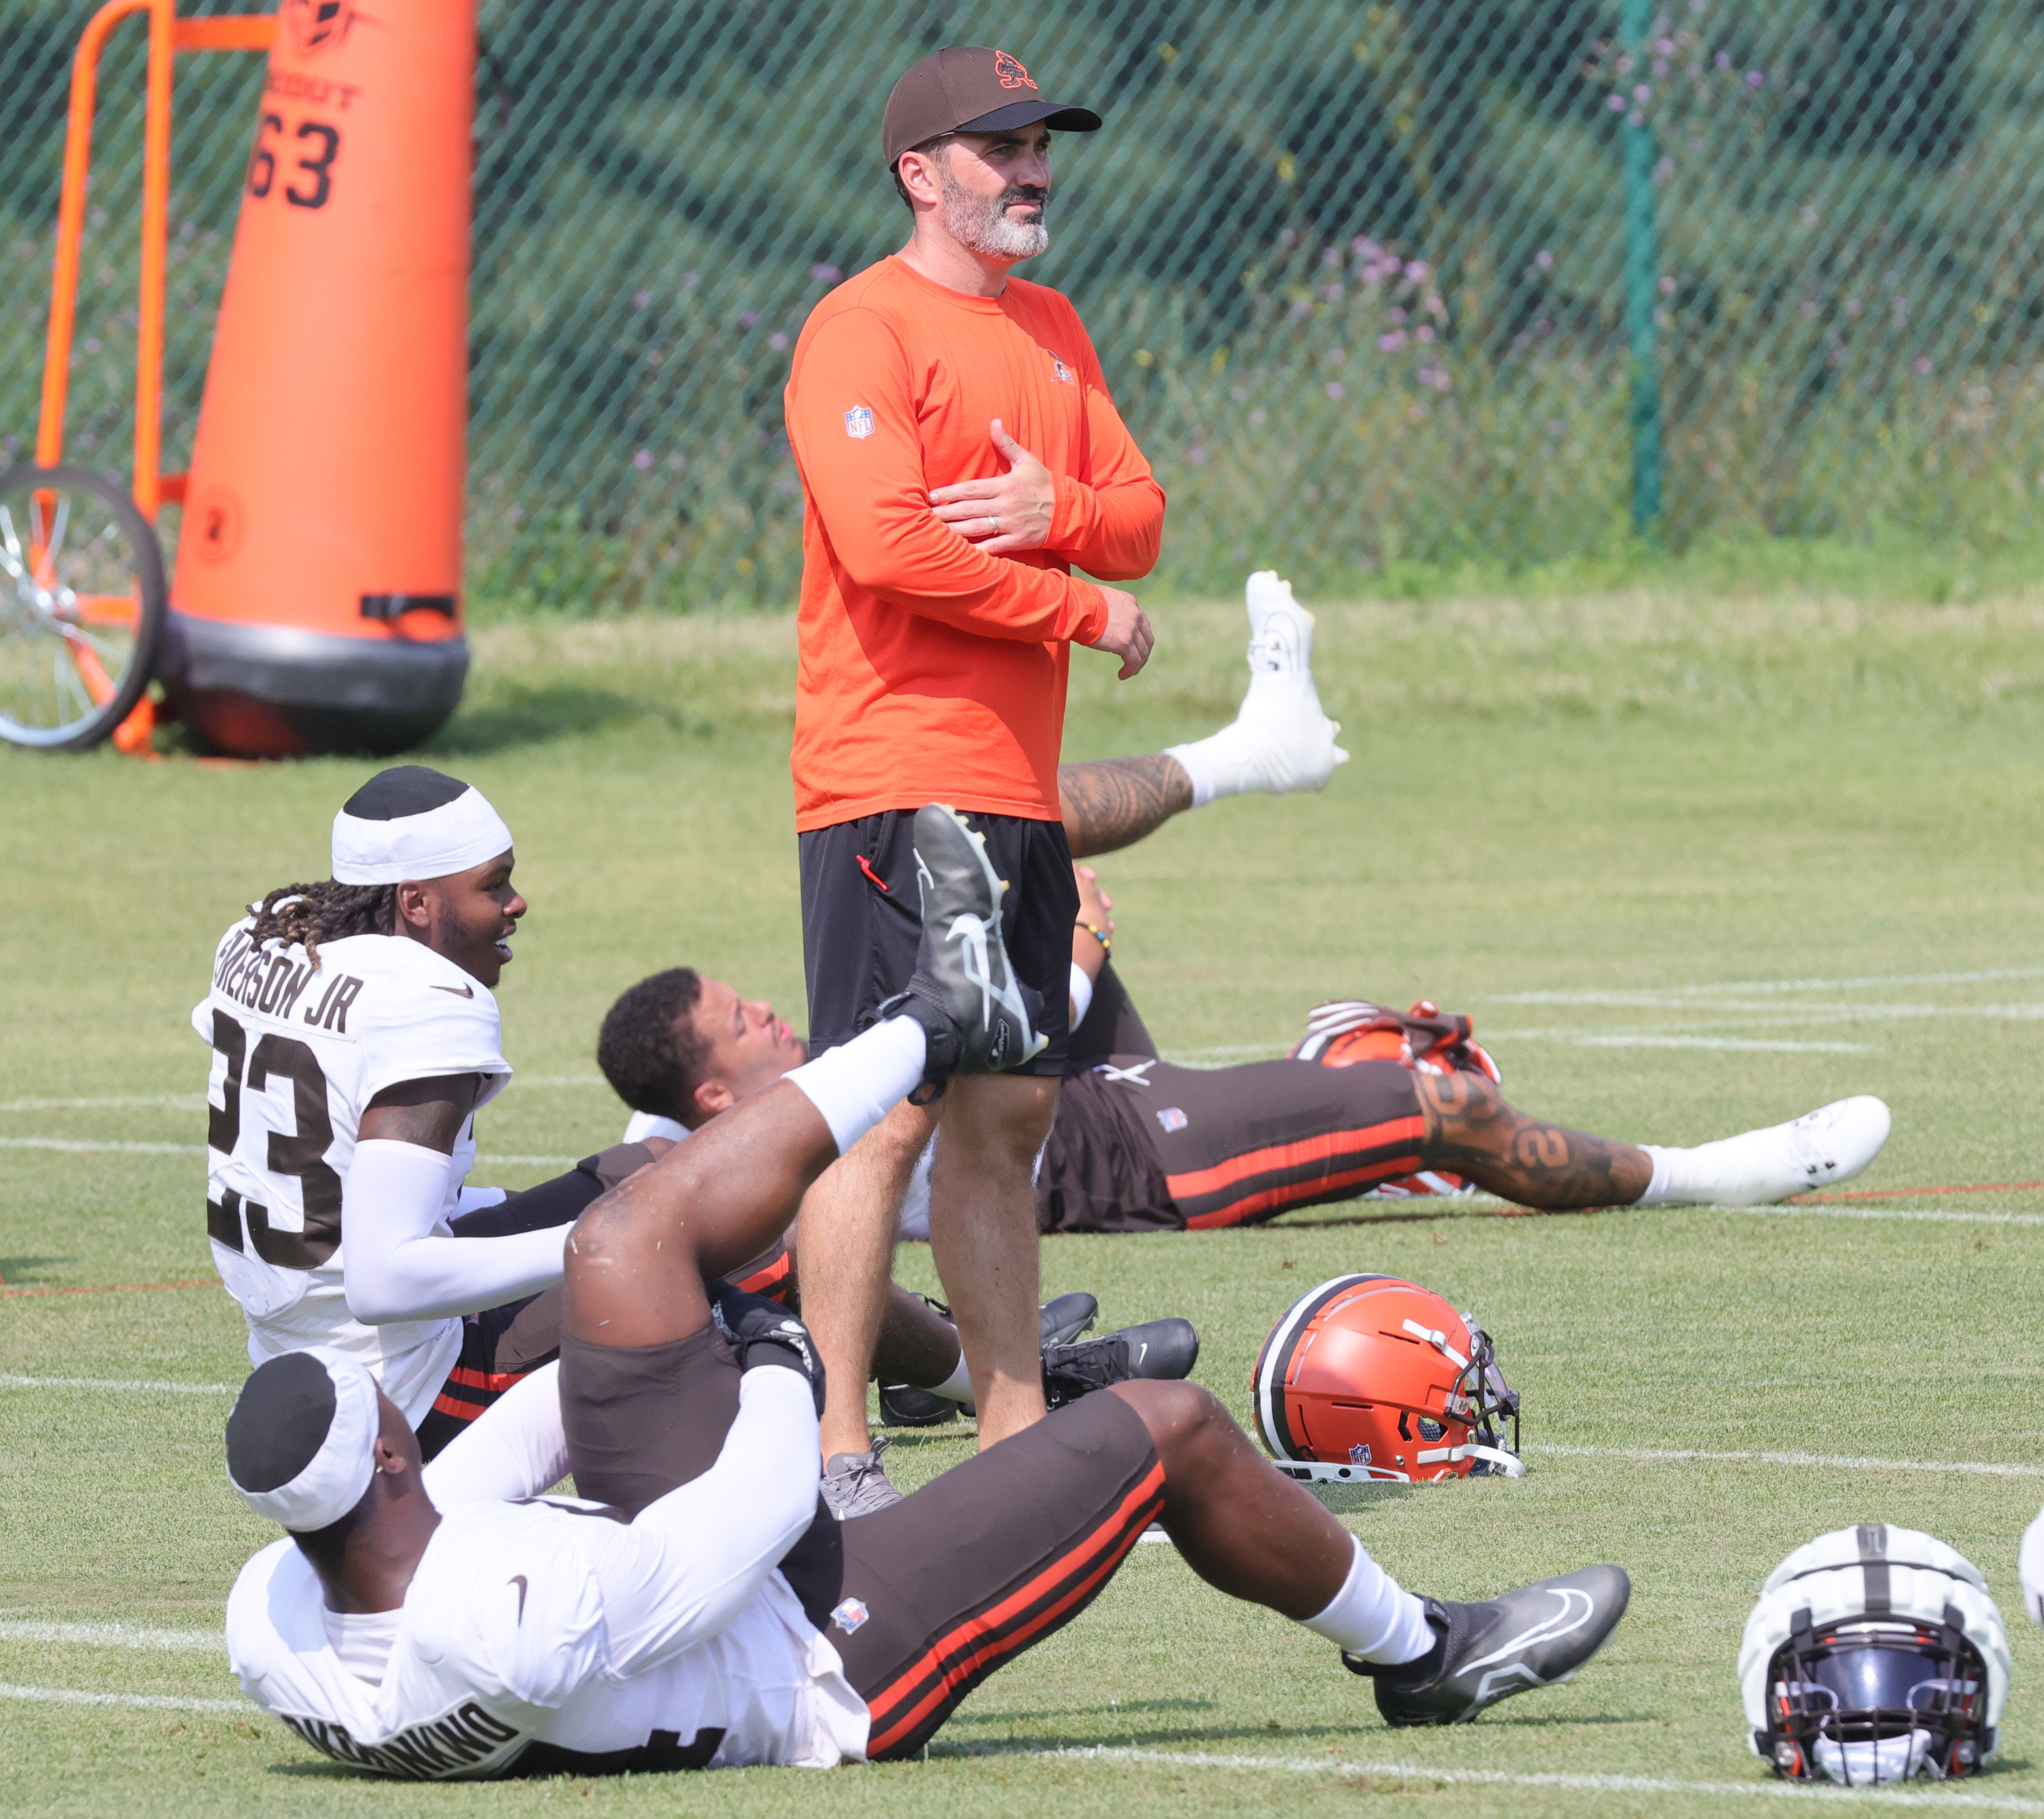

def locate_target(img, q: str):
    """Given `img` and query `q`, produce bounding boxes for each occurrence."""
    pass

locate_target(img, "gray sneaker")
[876,804,1047,1090]
[821,1438,905,1519]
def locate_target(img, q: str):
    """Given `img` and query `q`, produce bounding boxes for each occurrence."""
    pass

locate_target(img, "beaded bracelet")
[1077,921,1112,954]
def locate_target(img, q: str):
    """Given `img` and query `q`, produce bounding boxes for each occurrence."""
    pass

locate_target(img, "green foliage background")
[6,1,2044,604]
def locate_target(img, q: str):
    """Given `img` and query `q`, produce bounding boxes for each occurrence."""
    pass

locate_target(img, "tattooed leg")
[1415,1071,1652,1209]
[1058,755,1195,858]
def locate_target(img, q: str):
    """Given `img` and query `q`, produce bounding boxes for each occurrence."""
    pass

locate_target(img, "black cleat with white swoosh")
[1349,1565,1630,1726]
[1041,1317,1200,1411]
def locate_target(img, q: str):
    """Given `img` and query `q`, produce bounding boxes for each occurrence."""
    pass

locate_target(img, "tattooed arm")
[1415,1071,1652,1210]
[1057,754,1195,858]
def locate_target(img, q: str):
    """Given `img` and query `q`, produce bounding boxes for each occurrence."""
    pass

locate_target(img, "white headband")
[229,1348,380,1531]
[331,786,514,886]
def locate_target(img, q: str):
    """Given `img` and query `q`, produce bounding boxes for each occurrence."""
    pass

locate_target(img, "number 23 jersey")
[194,920,513,1421]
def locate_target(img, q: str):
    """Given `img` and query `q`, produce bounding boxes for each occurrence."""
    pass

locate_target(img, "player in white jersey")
[197,764,1129,1463]
[196,765,663,1454]
[223,807,1631,1778]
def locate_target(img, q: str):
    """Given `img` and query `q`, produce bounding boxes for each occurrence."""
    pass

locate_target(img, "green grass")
[4,591,2044,1816]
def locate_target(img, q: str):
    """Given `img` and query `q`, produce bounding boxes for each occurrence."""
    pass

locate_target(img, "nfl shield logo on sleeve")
[830,1597,870,1635]
[844,406,874,439]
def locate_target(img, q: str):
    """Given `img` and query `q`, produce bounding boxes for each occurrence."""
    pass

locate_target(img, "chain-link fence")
[7,1,2044,608]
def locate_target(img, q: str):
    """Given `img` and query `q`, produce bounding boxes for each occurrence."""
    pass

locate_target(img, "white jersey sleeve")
[421,1363,568,1507]
[193,920,513,1423]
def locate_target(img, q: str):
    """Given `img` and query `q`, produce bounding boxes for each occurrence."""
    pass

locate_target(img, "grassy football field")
[4,588,2044,1817]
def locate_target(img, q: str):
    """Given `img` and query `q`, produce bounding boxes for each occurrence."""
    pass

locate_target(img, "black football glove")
[708,1281,826,1416]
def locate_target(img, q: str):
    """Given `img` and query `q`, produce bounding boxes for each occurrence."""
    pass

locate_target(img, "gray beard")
[938,166,1050,260]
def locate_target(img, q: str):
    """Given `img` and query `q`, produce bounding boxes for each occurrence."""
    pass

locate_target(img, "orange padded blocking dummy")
[164,0,473,756]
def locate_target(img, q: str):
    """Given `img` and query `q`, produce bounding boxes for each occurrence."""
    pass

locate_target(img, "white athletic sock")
[786,1016,926,1154]
[929,1348,974,1402]
[1638,1146,1676,1205]
[1301,1535,1433,1665]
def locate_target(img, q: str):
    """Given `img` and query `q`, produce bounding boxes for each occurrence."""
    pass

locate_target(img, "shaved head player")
[782,45,1167,1508]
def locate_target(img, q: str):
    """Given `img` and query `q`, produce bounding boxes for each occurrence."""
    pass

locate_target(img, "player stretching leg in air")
[222,806,1630,1778]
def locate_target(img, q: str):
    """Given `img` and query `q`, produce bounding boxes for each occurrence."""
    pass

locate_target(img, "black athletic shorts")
[1042,1055,1425,1233]
[798,809,1077,1075]
[560,1322,1163,1764]
[413,1141,660,1460]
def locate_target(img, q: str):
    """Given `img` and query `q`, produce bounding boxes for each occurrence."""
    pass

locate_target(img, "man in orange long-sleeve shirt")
[783,45,1165,1511]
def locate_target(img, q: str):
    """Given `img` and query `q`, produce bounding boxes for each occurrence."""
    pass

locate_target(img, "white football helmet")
[1739,1523,2010,1786]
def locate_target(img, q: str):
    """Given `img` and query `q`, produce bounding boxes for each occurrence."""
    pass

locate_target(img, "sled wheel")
[0,463,168,752]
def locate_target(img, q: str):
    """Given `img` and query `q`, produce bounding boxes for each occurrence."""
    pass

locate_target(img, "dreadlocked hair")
[247,879,399,972]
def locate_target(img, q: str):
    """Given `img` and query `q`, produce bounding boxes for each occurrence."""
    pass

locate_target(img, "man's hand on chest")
[929,419,1058,555]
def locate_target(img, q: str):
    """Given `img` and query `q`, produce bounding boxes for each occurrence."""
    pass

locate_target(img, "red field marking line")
[1792,1179,2044,1204]
[0,1276,219,1299]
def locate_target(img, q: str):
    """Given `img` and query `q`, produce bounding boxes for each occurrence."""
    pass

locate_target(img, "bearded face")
[936,148,1050,261]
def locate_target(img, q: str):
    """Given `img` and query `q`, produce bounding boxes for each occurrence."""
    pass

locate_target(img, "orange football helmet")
[1251,1274,1521,1484]
[1290,1000,1501,1198]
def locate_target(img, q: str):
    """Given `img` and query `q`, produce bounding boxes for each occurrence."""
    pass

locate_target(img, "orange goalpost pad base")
[162,0,474,758]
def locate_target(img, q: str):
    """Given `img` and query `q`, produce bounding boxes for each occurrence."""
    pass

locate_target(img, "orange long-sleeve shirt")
[783,256,1165,830]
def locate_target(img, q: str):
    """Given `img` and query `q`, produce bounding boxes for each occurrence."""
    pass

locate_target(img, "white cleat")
[1231,571,1350,792]
[1667,1095,1893,1206]
[1245,569,1316,671]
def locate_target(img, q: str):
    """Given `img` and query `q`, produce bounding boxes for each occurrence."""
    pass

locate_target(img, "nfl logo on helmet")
[844,406,874,439]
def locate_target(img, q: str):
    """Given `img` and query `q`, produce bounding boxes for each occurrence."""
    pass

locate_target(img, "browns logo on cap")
[882,45,1102,168]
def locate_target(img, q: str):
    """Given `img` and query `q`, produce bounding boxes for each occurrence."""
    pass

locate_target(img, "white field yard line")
[950,1743,2044,1810]
[0,1618,224,1652]
[0,1681,245,1714]
[1492,1003,2043,1025]
[1737,1206,2044,1227]
[1487,1031,1876,1052]
[0,1093,206,1113]
[1526,1443,2044,1478]
[0,1375,238,1394]
[1494,966,2044,1002]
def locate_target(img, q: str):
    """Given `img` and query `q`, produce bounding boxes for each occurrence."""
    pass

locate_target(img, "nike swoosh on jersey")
[431,983,475,998]
[510,1574,528,1622]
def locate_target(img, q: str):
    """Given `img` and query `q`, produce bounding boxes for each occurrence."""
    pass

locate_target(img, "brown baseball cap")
[882,46,1102,168]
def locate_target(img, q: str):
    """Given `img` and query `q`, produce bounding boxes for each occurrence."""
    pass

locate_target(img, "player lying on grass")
[195,764,1127,1464]
[222,805,1631,1778]
[599,876,1890,1431]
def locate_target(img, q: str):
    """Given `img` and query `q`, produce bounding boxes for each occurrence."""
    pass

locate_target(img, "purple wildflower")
[682,270,700,288]
[1607,93,1627,112]
[632,290,652,308]
[1404,259,1429,283]
[769,331,789,351]
[1745,69,1763,88]
[1634,84,1651,101]
[1714,50,1731,69]
[1379,331,1407,351]
[1659,274,1677,295]
[1914,355,1932,374]
[1324,380,1345,400]
[1248,408,1268,427]
[810,263,843,282]
[633,450,653,471]
[1535,248,1554,272]
[1417,325,1436,344]
[739,309,759,328]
